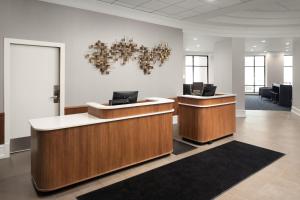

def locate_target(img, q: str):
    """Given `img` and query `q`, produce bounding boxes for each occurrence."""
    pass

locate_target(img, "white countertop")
[178,93,236,99]
[87,97,174,109]
[29,97,174,131]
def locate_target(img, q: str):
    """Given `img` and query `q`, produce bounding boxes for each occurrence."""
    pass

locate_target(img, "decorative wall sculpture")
[85,40,112,74]
[85,37,171,75]
[110,38,138,65]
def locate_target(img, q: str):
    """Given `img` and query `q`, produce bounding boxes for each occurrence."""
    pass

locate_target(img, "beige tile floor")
[0,110,300,200]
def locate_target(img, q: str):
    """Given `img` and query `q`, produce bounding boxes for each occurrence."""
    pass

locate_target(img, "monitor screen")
[112,91,138,104]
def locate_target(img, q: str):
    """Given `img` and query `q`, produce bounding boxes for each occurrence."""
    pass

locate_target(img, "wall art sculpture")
[85,37,171,75]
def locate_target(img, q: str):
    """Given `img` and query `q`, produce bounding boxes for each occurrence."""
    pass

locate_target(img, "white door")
[9,44,60,139]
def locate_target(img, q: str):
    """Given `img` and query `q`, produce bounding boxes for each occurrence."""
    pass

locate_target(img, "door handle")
[52,85,60,103]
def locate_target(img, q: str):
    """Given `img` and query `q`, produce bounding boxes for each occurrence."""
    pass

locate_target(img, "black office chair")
[192,82,204,96]
[279,85,292,107]
[202,86,217,96]
[183,84,192,95]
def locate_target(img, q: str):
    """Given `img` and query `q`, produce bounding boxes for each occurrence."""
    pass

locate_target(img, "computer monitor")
[202,86,217,96]
[111,91,138,105]
[183,84,192,95]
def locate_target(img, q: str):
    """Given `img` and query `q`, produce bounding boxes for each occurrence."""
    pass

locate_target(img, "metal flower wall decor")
[85,37,171,75]
[85,40,112,74]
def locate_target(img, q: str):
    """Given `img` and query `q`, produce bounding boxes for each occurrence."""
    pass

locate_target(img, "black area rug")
[172,139,196,155]
[77,141,284,200]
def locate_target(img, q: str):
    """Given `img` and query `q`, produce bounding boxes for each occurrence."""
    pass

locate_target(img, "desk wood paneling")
[31,98,174,192]
[178,95,236,143]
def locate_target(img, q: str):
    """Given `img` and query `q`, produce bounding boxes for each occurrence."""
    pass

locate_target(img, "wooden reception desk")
[178,94,236,144]
[30,97,174,192]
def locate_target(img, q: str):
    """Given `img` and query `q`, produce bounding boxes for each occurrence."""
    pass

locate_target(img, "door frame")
[2,38,65,159]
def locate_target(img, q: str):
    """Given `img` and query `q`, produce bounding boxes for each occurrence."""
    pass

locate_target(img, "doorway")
[4,38,65,156]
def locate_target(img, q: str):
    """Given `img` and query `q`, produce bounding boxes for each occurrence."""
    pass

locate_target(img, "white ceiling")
[40,0,300,37]
[98,0,300,27]
[245,38,293,54]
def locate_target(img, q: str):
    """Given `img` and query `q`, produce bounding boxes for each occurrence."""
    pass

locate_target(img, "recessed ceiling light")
[286,42,290,45]
[196,44,200,48]
[206,0,216,2]
[252,45,257,48]
[193,37,198,41]
[185,48,190,51]
[261,40,266,43]
[264,50,267,53]
[286,49,289,52]
[250,49,254,52]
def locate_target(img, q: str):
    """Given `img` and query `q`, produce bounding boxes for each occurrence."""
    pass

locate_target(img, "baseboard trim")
[236,110,246,118]
[0,143,10,159]
[292,106,300,117]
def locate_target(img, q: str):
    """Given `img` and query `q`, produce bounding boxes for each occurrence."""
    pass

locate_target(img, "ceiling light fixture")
[261,40,266,43]
[193,37,198,41]
[252,45,257,48]
[196,44,200,48]
[286,42,290,45]
[185,48,190,51]
[250,49,254,52]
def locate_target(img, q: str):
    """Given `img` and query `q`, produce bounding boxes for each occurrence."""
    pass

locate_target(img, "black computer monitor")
[202,86,217,96]
[183,84,192,95]
[111,91,138,105]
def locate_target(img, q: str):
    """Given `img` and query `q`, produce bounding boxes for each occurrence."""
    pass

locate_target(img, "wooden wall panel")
[31,113,173,191]
[178,96,235,106]
[64,106,88,115]
[88,103,173,119]
[0,113,4,144]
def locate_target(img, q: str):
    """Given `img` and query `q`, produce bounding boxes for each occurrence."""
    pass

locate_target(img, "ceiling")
[98,0,300,28]
[40,0,300,37]
[245,38,293,54]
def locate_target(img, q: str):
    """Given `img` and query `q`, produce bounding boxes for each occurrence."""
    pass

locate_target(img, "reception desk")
[178,94,236,144]
[30,97,174,192]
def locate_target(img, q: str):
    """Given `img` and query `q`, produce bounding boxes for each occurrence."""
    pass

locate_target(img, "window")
[185,55,208,84]
[284,56,293,85]
[244,56,265,93]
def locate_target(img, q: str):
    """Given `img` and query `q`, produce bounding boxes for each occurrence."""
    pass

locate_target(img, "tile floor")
[0,110,300,200]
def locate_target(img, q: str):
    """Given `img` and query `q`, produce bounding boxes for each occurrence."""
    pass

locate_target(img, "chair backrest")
[192,82,204,91]
[279,84,292,107]
[202,86,217,96]
[183,84,192,95]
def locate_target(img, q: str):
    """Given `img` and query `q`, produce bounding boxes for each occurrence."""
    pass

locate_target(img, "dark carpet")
[245,95,290,111]
[172,140,196,155]
[77,141,284,200]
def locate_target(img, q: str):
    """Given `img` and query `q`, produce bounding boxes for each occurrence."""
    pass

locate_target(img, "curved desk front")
[30,97,174,192]
[178,94,236,144]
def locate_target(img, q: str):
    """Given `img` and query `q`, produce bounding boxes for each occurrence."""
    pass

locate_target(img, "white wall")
[0,0,184,111]
[293,39,300,111]
[266,53,284,86]
[232,38,245,114]
[212,39,233,93]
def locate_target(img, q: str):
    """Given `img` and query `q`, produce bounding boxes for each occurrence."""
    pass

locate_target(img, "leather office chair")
[279,85,292,107]
[183,84,192,95]
[192,82,204,96]
[259,87,272,99]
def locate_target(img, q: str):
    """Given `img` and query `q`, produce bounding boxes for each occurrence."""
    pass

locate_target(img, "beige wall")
[0,0,184,112]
